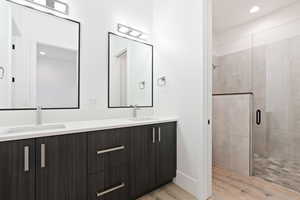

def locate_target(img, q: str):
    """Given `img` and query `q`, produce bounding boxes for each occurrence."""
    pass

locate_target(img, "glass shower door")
[252,18,300,192]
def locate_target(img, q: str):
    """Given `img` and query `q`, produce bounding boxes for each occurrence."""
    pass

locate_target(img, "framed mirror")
[108,33,153,108]
[0,1,80,110]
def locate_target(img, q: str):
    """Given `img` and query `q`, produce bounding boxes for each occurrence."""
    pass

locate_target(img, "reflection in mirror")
[0,1,80,110]
[108,33,153,108]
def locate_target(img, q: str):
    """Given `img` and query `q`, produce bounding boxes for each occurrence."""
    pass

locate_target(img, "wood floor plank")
[140,167,300,200]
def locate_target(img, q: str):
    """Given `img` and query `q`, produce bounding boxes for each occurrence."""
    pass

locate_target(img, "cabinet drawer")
[88,165,129,200]
[88,128,131,174]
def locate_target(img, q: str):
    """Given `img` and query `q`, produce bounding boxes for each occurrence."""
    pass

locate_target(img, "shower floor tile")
[254,154,300,193]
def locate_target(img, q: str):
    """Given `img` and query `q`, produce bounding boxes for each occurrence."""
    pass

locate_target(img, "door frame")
[202,0,213,199]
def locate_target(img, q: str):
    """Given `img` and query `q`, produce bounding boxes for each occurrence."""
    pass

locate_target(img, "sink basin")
[128,117,156,122]
[2,124,66,134]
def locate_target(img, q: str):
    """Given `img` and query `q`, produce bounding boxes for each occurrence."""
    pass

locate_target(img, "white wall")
[215,1,300,56]
[0,0,154,126]
[0,1,212,199]
[0,1,11,107]
[153,0,211,199]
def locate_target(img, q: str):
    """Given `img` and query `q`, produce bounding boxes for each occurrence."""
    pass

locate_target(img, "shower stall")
[213,17,300,192]
[252,18,300,192]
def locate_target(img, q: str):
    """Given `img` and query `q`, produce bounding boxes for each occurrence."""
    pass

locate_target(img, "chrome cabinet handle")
[41,144,46,168]
[158,127,161,142]
[24,146,29,172]
[152,127,156,143]
[97,146,125,155]
[96,183,125,197]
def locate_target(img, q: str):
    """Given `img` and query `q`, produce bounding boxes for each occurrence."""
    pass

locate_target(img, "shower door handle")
[256,109,262,125]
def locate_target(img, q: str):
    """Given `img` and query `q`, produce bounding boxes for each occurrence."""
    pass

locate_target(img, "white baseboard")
[174,170,199,198]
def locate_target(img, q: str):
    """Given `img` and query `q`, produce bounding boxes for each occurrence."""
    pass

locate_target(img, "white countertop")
[0,116,178,142]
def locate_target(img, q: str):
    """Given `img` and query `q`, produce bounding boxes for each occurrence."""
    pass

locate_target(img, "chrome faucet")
[36,106,42,126]
[131,105,140,118]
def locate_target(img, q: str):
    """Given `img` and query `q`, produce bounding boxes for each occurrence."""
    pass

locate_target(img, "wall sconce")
[9,0,69,15]
[158,76,166,87]
[117,24,148,41]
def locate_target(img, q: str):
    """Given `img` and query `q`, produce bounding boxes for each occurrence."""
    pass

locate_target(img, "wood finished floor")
[139,167,300,200]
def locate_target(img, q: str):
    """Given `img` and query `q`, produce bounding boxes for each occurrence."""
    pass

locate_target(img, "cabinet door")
[130,125,156,198]
[88,128,131,200]
[157,122,177,186]
[88,165,129,200]
[88,128,131,174]
[36,134,87,200]
[0,139,35,200]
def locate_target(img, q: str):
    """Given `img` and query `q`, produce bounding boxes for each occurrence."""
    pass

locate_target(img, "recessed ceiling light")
[250,6,260,14]
[39,51,46,56]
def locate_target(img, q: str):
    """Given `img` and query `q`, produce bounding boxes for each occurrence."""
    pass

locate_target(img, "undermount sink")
[1,124,66,134]
[128,117,156,121]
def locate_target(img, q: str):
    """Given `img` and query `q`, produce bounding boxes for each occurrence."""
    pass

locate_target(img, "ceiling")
[213,0,299,33]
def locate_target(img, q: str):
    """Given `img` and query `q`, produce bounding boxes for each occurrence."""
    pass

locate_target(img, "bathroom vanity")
[0,1,175,200]
[0,118,177,200]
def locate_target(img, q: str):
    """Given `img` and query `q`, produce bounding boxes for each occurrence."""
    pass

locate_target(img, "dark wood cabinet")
[88,128,131,174]
[0,121,176,200]
[130,122,177,199]
[36,134,87,200]
[157,122,177,186]
[130,125,157,198]
[88,165,129,200]
[88,128,131,200]
[0,139,35,200]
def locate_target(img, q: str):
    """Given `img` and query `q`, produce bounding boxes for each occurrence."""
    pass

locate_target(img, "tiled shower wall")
[212,48,253,176]
[253,36,300,162]
[214,35,300,186]
[214,36,300,162]
[213,94,252,176]
[213,49,252,94]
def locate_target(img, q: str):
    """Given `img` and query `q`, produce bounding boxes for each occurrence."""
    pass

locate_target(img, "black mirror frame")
[1,0,81,111]
[108,32,154,108]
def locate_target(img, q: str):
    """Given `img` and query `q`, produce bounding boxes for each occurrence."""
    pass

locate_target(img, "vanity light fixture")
[118,26,130,34]
[39,51,46,56]
[54,1,67,13]
[117,24,148,41]
[250,6,260,14]
[129,30,141,37]
[15,0,70,15]
[34,0,46,6]
[139,34,148,40]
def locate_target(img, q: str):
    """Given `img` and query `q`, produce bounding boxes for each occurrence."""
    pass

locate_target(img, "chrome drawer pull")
[96,183,125,197]
[158,127,161,142]
[97,146,125,155]
[152,127,156,143]
[41,144,46,168]
[24,146,29,172]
